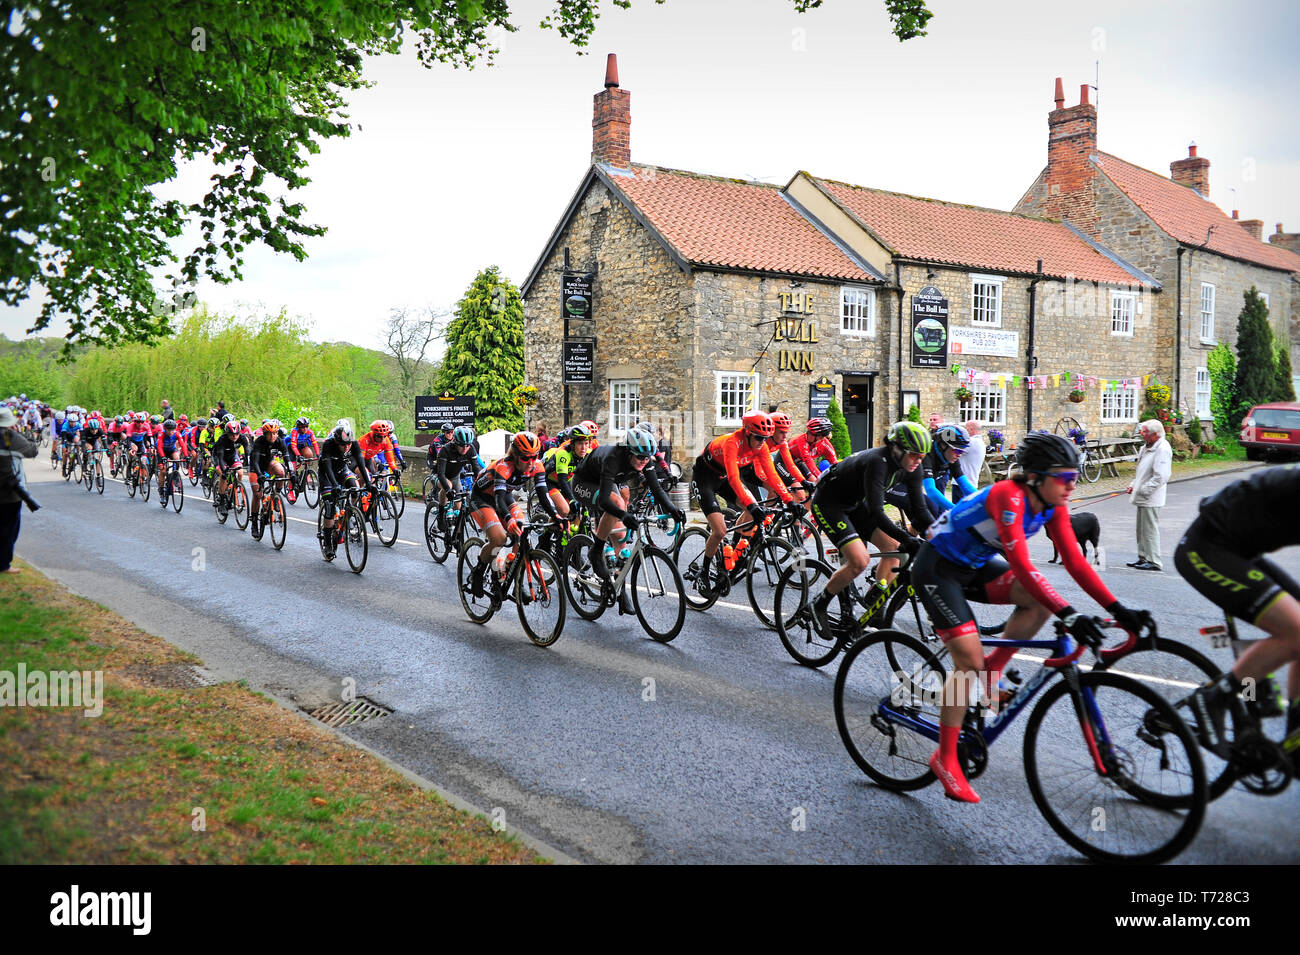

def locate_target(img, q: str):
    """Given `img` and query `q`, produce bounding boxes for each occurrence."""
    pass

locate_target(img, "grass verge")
[0,561,546,864]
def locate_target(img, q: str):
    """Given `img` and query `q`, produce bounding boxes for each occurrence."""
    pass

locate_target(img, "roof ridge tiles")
[807,174,1052,223]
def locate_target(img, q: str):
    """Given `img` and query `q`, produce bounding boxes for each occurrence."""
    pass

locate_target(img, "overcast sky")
[5,0,1298,350]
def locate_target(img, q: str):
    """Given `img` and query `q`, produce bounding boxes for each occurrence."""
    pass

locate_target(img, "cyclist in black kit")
[317,422,373,541]
[1176,466,1300,749]
[808,421,934,632]
[433,425,482,529]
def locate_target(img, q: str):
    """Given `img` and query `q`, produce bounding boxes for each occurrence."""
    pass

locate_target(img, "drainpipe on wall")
[894,261,906,421]
[1027,258,1043,431]
[1175,246,1185,410]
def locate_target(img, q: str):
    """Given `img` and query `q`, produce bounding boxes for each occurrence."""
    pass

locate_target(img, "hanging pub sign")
[415,394,475,446]
[563,338,595,384]
[910,285,950,368]
[562,272,594,320]
[808,374,835,419]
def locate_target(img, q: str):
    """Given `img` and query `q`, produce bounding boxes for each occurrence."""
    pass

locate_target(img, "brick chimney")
[1269,223,1300,255]
[1238,218,1264,242]
[1170,143,1210,197]
[1040,78,1099,233]
[592,54,630,169]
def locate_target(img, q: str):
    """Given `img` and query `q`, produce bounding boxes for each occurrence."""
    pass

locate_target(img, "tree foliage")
[826,396,852,458]
[3,1,930,350]
[1273,343,1297,403]
[438,266,525,432]
[1206,342,1236,439]
[1231,287,1276,424]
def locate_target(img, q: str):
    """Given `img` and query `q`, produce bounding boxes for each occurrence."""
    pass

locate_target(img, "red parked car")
[1239,401,1300,460]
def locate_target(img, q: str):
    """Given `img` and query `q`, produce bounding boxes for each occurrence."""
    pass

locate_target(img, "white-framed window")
[968,384,1006,426]
[1101,386,1139,423]
[609,379,640,435]
[840,286,875,336]
[1110,290,1136,336]
[715,371,759,426]
[1200,283,1216,342]
[1195,368,1211,419]
[971,274,1004,327]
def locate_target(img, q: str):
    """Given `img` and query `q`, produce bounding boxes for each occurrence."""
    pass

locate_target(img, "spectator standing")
[656,424,671,468]
[161,398,175,422]
[958,419,986,493]
[0,407,38,575]
[1127,419,1172,571]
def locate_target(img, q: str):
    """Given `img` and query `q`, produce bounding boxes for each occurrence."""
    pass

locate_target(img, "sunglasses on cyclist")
[631,452,651,461]
[1035,469,1079,483]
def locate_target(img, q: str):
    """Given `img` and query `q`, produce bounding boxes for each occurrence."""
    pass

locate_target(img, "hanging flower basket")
[1067,389,1086,403]
[954,386,974,403]
[512,384,539,408]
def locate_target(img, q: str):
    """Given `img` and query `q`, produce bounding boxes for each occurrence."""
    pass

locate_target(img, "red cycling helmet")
[806,417,833,437]
[742,411,775,438]
[512,431,542,458]
[770,412,792,433]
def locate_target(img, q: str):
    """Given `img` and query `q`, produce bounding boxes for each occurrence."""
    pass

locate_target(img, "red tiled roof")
[810,177,1153,286]
[604,164,877,282]
[1094,153,1300,273]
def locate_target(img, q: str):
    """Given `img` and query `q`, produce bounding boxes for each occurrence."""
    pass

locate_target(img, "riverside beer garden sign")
[773,290,818,372]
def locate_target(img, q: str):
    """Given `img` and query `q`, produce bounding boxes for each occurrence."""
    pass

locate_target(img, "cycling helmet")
[623,428,657,457]
[296,416,309,429]
[239,418,248,428]
[369,420,391,438]
[634,420,654,435]
[770,412,792,433]
[333,421,354,442]
[163,419,176,432]
[195,417,207,427]
[150,414,162,425]
[511,431,542,458]
[887,421,933,455]
[933,424,971,454]
[264,420,280,434]
[741,410,776,438]
[84,418,102,431]
[452,425,475,447]
[569,422,594,441]
[178,414,188,424]
[439,421,454,433]
[1016,432,1081,474]
[806,417,832,437]
[579,419,598,437]
[553,426,572,444]
[114,415,124,424]
[224,420,241,437]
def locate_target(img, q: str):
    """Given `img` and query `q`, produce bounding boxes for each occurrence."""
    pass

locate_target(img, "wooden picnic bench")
[982,434,1143,483]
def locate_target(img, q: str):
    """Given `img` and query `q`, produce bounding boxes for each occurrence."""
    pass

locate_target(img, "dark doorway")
[842,376,874,452]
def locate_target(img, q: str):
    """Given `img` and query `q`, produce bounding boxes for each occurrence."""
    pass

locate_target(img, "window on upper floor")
[840,286,875,336]
[1200,283,1216,342]
[1110,290,1136,336]
[971,275,1004,327]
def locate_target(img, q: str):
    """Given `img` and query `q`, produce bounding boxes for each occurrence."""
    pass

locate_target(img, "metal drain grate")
[123,664,217,689]
[308,697,392,727]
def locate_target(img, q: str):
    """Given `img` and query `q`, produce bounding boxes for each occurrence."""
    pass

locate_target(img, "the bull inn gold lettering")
[773,295,817,371]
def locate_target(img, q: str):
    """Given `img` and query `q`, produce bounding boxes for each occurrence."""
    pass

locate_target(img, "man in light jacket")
[0,406,39,575]
[958,419,986,494]
[1126,419,1172,571]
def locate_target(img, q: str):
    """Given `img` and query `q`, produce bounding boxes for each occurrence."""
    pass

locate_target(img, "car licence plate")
[1261,431,1291,441]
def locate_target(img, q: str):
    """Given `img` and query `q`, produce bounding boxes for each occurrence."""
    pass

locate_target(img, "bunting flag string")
[949,363,1155,391]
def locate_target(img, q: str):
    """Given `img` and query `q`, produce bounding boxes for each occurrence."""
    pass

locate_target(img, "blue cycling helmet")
[622,428,657,457]
[452,425,475,447]
[933,424,971,454]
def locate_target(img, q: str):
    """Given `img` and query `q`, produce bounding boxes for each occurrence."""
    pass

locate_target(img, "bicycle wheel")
[1023,670,1206,865]
[95,461,105,495]
[1081,451,1102,484]
[303,468,319,508]
[641,512,683,554]
[139,468,151,501]
[389,476,406,518]
[422,502,446,563]
[458,538,496,624]
[187,458,198,486]
[631,546,686,643]
[343,505,368,573]
[170,472,184,513]
[834,629,947,790]
[317,500,335,561]
[562,534,607,622]
[1094,638,1239,800]
[746,536,797,629]
[269,495,287,550]
[230,481,247,529]
[774,558,845,668]
[516,549,565,647]
[125,465,137,498]
[372,491,398,547]
[673,526,719,612]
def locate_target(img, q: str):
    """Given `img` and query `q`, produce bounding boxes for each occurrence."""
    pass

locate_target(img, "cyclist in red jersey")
[358,420,399,474]
[788,417,838,484]
[692,411,799,593]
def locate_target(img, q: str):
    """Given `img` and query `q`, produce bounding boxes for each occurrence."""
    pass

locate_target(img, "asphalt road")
[16,459,1299,864]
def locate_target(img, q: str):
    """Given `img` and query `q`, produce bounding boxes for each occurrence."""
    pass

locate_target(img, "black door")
[842,377,874,452]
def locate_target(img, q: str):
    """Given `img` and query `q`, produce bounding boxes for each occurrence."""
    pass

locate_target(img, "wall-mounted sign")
[950,326,1019,358]
[416,394,475,446]
[779,350,814,372]
[562,273,594,320]
[809,375,835,419]
[774,318,818,342]
[910,285,950,368]
[563,339,595,383]
[778,291,816,314]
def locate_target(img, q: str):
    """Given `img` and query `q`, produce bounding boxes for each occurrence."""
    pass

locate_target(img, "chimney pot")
[1188,142,1197,158]
[1232,210,1239,219]
[1079,83,1089,106]
[1277,223,1285,234]
[1054,77,1064,109]
[604,53,619,88]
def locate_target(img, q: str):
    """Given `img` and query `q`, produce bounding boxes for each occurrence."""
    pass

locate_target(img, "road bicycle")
[371,461,406,518]
[249,476,289,549]
[49,438,61,470]
[125,452,154,501]
[288,456,319,508]
[562,519,686,643]
[424,490,473,564]
[317,484,368,573]
[81,446,106,495]
[211,468,250,530]
[157,458,185,513]
[61,441,78,482]
[457,521,567,647]
[833,617,1208,864]
[357,483,399,547]
[674,504,800,628]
